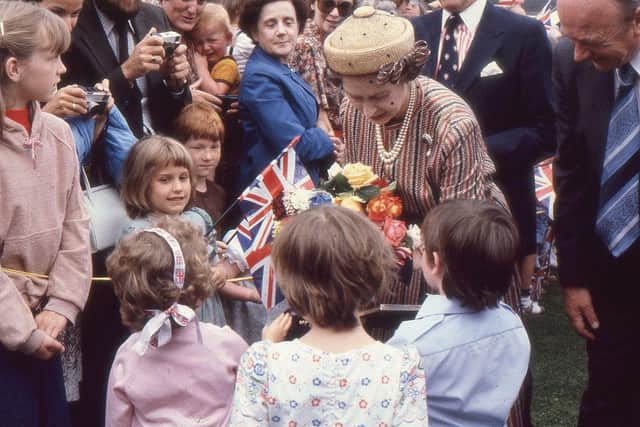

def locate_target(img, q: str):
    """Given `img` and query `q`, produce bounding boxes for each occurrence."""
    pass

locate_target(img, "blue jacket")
[67,106,136,185]
[237,46,334,192]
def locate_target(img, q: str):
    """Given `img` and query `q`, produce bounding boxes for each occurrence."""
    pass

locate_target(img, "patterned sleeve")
[394,346,428,425]
[289,38,323,107]
[229,341,271,426]
[436,116,492,203]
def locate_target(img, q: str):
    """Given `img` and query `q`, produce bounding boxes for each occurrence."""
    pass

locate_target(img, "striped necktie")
[595,63,640,257]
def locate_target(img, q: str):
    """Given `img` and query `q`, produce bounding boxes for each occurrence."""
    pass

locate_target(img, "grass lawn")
[527,282,588,426]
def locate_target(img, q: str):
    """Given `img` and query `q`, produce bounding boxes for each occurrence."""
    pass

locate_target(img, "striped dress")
[342,76,508,305]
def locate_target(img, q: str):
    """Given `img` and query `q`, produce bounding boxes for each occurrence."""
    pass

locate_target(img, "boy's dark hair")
[421,199,519,310]
[239,0,307,42]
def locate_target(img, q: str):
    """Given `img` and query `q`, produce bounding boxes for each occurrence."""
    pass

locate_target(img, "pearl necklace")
[375,83,417,176]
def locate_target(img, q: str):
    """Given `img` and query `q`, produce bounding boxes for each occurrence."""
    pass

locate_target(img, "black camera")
[80,86,109,116]
[219,95,238,112]
[156,31,181,56]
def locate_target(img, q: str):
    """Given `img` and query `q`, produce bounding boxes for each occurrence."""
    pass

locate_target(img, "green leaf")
[382,181,397,193]
[323,173,352,195]
[354,185,381,202]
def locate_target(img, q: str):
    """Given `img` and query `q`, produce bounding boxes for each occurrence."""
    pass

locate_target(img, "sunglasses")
[317,0,354,17]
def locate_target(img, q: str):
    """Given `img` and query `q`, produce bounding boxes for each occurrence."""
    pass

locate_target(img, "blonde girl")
[106,217,247,426]
[120,136,260,327]
[0,1,91,425]
[230,206,428,425]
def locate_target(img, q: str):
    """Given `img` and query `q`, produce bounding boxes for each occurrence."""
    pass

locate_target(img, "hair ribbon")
[132,228,198,356]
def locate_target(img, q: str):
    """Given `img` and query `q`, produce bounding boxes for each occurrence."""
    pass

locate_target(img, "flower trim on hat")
[376,40,430,85]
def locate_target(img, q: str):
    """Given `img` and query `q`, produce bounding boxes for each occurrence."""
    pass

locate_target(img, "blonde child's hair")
[107,217,214,331]
[0,1,69,132]
[271,205,398,330]
[194,3,233,38]
[121,135,195,219]
[173,102,225,143]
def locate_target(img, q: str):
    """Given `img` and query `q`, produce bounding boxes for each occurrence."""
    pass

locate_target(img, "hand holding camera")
[121,27,167,83]
[43,85,88,118]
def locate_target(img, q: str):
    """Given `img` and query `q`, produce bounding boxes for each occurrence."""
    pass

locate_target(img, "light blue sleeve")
[66,116,94,166]
[103,107,137,185]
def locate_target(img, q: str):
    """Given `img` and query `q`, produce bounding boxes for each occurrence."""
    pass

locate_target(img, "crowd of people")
[0,0,638,425]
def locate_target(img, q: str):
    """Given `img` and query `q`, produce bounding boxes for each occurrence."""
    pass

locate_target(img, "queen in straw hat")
[324,6,508,305]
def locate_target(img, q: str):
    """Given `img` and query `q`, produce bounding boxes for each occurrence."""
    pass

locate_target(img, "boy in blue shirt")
[388,199,531,427]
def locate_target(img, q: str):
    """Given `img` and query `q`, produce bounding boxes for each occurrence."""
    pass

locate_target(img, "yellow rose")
[338,196,365,213]
[342,162,377,189]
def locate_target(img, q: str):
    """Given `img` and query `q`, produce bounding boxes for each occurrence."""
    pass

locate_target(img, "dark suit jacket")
[412,2,555,173]
[552,37,639,289]
[62,0,190,138]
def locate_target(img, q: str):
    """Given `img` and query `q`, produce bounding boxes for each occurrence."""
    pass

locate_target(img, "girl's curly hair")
[107,217,214,331]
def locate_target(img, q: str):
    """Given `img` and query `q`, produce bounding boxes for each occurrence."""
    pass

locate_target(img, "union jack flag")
[231,138,313,309]
[535,159,556,220]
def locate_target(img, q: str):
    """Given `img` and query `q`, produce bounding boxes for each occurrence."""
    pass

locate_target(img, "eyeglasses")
[317,0,354,17]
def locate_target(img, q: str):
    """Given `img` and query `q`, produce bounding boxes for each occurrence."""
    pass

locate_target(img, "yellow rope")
[2,268,253,283]
[1,267,112,282]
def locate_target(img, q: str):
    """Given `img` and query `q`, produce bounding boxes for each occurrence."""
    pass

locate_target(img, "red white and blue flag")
[231,138,313,309]
[535,159,556,220]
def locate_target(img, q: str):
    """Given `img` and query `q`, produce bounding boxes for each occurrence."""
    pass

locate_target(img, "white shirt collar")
[626,48,640,78]
[441,0,487,34]
[94,3,114,35]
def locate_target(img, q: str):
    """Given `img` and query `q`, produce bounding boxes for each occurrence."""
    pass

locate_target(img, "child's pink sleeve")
[0,266,43,353]
[106,351,135,427]
[45,123,92,323]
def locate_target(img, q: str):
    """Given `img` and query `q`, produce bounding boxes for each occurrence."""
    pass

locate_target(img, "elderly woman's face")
[253,0,299,62]
[342,75,410,125]
[313,0,354,34]
[162,0,205,34]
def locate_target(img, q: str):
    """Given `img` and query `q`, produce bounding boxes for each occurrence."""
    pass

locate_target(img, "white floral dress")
[230,340,428,426]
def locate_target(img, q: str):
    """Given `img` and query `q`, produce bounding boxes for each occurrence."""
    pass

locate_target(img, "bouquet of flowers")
[321,163,421,265]
[271,162,420,266]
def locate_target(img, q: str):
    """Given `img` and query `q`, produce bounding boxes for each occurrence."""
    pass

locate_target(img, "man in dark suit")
[554,0,640,424]
[62,0,191,138]
[412,0,555,315]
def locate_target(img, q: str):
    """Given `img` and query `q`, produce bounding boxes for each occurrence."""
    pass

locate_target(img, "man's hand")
[262,312,293,343]
[121,28,165,82]
[33,334,64,360]
[43,85,88,118]
[163,43,190,91]
[35,310,68,340]
[190,78,222,111]
[563,287,600,340]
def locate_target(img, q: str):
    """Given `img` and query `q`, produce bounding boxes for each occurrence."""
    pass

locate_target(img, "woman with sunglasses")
[288,0,354,136]
[235,0,338,192]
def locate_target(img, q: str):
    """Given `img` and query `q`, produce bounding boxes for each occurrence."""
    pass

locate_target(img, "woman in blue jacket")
[237,0,336,192]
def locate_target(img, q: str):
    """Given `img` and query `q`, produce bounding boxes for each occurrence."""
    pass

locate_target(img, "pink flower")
[383,218,407,247]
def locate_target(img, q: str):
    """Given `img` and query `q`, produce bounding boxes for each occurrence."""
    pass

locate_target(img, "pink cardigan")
[0,102,91,353]
[106,322,248,427]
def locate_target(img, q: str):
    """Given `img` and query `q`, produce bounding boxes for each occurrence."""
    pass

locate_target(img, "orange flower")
[367,194,403,221]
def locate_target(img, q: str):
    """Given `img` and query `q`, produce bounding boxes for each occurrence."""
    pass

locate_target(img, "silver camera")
[156,31,181,56]
[80,86,109,116]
